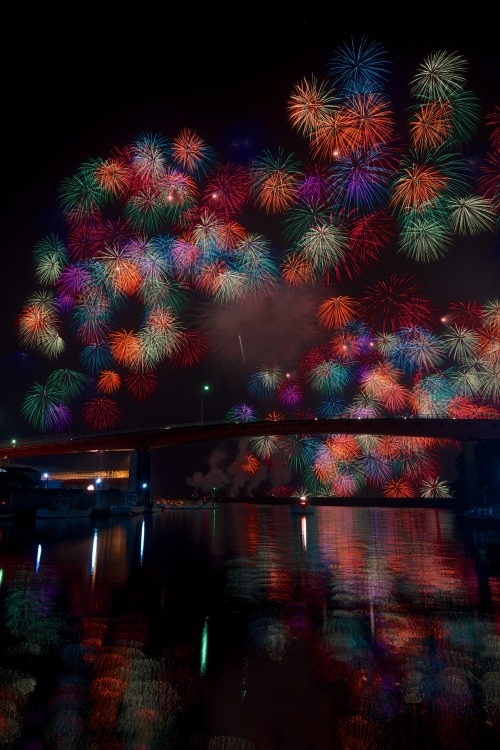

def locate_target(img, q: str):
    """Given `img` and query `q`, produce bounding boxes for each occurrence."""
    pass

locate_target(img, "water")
[0,504,499,749]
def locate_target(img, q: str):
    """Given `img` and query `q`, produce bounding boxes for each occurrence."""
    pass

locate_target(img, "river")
[0,503,499,749]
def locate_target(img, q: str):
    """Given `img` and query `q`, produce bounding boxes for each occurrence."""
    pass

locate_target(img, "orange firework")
[377,381,410,412]
[317,296,359,330]
[94,156,132,198]
[18,303,58,347]
[171,127,215,175]
[344,91,395,149]
[217,220,247,251]
[108,329,142,368]
[97,370,121,394]
[240,453,260,475]
[96,246,142,296]
[390,163,447,210]
[250,149,300,214]
[409,100,453,151]
[160,166,199,209]
[383,476,415,497]
[310,107,362,162]
[323,434,360,461]
[194,260,227,297]
[287,75,337,137]
[265,411,285,421]
[281,251,316,287]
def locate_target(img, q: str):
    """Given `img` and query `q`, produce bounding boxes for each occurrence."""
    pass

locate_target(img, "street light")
[200,384,210,426]
[43,472,49,489]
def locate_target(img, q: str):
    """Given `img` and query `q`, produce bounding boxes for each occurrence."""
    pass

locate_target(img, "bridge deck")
[2,418,500,458]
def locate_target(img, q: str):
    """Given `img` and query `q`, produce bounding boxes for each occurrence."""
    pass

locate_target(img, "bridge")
[2,417,499,499]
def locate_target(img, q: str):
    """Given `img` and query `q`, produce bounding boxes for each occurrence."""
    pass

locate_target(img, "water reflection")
[0,505,499,748]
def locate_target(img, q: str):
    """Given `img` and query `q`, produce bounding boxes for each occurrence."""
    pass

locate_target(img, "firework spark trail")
[238,334,246,364]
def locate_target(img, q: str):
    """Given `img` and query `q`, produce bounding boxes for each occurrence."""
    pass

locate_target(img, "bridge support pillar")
[128,449,150,503]
[463,441,481,506]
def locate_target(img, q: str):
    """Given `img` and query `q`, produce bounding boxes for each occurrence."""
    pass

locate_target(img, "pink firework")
[277,377,304,408]
[56,264,93,298]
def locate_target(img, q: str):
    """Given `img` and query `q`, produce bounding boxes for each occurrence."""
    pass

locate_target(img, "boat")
[109,502,145,516]
[36,499,93,520]
[290,498,315,515]
[143,500,161,513]
[156,499,207,509]
[459,507,500,525]
[0,497,16,520]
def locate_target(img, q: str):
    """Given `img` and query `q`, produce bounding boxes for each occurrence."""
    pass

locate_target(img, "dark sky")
[1,16,499,496]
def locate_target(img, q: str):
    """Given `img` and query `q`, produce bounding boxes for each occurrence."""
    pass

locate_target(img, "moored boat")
[36,500,94,520]
[110,504,132,516]
[109,502,145,516]
[157,499,216,509]
[0,497,16,520]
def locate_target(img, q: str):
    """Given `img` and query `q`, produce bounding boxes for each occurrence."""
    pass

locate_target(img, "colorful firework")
[13,36,500,503]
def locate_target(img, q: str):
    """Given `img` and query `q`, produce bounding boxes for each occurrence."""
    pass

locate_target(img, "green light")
[200,615,208,675]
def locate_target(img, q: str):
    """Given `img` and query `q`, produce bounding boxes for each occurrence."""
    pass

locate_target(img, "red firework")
[359,273,438,332]
[478,149,500,209]
[342,210,395,281]
[447,300,484,328]
[202,162,250,220]
[169,330,209,368]
[82,397,121,430]
[485,105,500,151]
[124,371,158,401]
[65,215,104,261]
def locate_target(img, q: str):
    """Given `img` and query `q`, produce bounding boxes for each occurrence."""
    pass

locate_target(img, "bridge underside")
[2,418,498,500]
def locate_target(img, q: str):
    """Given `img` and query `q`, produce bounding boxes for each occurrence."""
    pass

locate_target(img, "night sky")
[1,16,499,497]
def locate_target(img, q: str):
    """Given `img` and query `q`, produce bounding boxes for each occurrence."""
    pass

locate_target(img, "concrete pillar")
[462,441,481,506]
[128,449,150,503]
